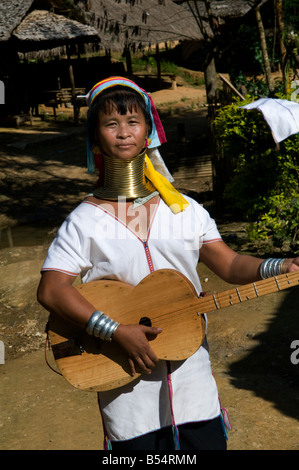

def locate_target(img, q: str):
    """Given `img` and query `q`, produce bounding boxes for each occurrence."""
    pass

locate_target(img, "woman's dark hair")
[87,85,152,149]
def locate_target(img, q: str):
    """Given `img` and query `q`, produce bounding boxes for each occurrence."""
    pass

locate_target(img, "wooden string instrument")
[47,269,299,392]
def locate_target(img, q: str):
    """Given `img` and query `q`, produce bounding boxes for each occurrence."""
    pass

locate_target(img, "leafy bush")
[128,55,179,76]
[214,98,299,253]
[231,73,285,98]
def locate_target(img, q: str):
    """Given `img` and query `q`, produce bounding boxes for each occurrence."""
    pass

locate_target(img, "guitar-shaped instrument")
[47,269,299,392]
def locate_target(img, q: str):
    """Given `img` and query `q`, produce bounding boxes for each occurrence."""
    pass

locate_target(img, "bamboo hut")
[12,9,100,57]
[0,0,101,120]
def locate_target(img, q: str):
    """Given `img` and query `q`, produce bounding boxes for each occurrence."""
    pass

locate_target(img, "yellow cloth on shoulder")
[144,155,189,214]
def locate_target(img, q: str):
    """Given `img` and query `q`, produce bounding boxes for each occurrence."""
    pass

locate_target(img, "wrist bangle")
[259,258,286,279]
[85,310,104,335]
[85,310,119,341]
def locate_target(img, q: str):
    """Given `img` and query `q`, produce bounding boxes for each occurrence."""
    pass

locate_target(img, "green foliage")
[231,73,286,99]
[125,54,204,86]
[248,196,299,252]
[128,55,179,76]
[214,98,299,253]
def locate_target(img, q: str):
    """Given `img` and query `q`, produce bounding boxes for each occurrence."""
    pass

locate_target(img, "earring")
[145,137,151,148]
[92,144,102,155]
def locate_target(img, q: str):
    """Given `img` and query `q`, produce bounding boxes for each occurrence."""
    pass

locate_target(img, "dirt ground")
[1,81,299,451]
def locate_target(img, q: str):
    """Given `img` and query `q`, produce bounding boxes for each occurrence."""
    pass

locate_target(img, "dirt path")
[1,85,299,450]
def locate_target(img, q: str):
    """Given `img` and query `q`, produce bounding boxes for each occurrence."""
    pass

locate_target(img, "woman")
[37,76,299,450]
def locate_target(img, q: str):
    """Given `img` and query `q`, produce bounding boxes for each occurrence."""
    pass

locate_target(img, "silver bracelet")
[85,310,104,335]
[260,258,285,279]
[85,310,119,341]
[93,314,109,338]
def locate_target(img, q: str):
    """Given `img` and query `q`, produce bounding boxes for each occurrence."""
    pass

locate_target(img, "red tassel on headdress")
[94,153,105,188]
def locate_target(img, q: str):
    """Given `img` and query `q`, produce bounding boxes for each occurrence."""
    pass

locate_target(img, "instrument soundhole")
[139,316,152,327]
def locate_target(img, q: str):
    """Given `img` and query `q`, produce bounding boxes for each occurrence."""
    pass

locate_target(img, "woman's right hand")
[37,272,162,377]
[112,324,163,377]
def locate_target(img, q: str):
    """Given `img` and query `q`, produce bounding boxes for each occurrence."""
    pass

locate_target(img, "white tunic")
[42,195,223,441]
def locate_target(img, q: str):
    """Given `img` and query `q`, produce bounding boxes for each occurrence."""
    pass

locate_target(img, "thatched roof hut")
[80,0,205,51]
[0,0,33,42]
[0,0,100,49]
[212,0,268,18]
[12,9,99,53]
[0,0,271,118]
[167,0,271,69]
[0,0,100,59]
[9,8,100,61]
[79,0,270,51]
[174,0,269,20]
[0,0,102,118]
[0,0,204,54]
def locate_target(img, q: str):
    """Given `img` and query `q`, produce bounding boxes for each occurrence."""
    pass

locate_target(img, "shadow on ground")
[228,285,299,421]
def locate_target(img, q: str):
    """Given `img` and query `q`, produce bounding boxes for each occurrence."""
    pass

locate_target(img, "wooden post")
[218,74,245,101]
[124,47,133,78]
[155,43,161,88]
[67,46,79,124]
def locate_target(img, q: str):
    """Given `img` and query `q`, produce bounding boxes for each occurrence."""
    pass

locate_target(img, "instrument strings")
[197,271,299,314]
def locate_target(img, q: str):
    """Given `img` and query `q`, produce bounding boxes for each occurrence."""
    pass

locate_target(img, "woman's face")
[97,105,148,161]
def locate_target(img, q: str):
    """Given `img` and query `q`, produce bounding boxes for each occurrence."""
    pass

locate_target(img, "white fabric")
[42,195,223,441]
[241,98,299,143]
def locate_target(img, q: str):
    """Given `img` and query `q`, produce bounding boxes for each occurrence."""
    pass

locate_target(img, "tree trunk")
[204,54,218,105]
[203,0,218,105]
[275,0,288,94]
[186,0,218,105]
[255,5,275,94]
